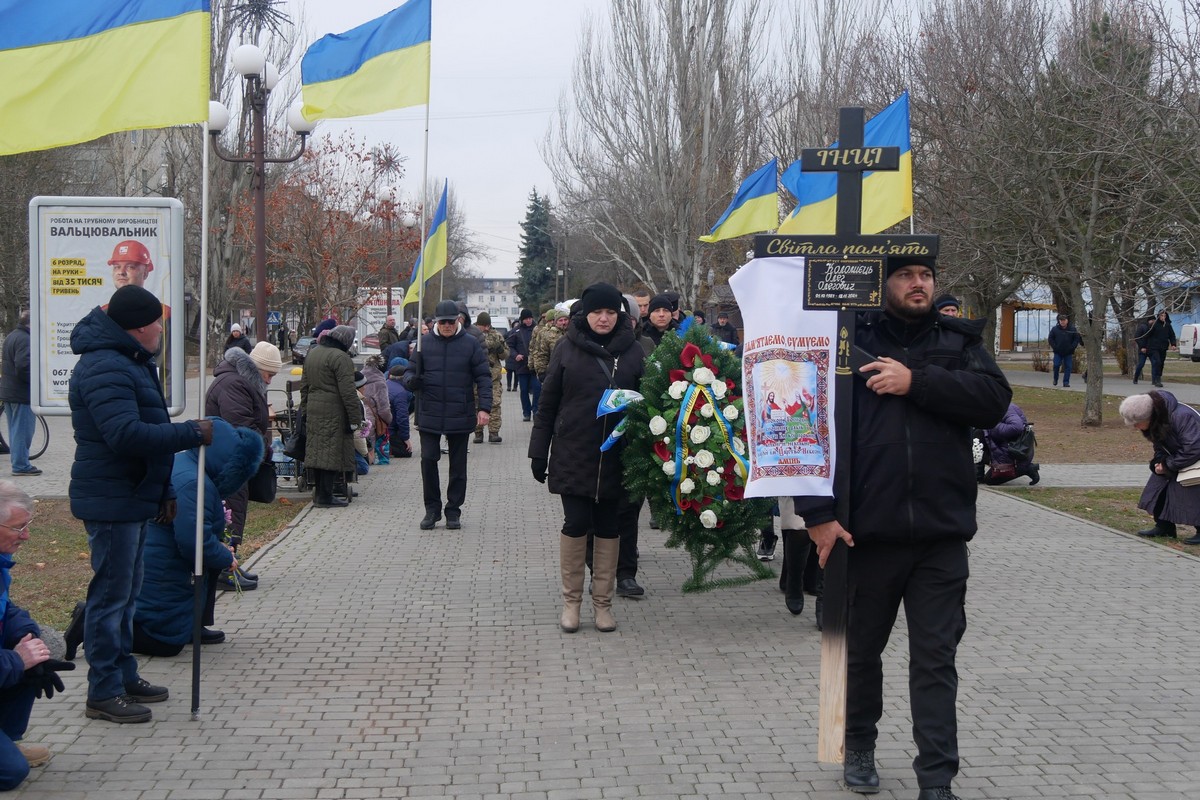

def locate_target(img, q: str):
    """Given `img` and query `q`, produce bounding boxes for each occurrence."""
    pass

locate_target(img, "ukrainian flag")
[699,159,779,243]
[301,0,431,121]
[778,92,912,235]
[404,181,449,306]
[0,1,210,156]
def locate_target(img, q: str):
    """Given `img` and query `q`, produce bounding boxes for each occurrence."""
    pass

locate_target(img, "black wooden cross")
[755,106,937,765]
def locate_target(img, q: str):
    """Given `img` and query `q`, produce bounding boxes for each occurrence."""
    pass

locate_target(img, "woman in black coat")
[529,283,645,633]
[1121,390,1200,544]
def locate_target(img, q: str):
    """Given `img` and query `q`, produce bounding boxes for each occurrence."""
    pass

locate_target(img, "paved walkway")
[10,374,1200,799]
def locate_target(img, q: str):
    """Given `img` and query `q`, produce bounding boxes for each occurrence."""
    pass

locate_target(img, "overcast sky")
[282,0,608,279]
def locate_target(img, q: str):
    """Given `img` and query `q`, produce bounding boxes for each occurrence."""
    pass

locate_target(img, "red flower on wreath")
[654,440,671,462]
[670,369,687,383]
[680,342,702,367]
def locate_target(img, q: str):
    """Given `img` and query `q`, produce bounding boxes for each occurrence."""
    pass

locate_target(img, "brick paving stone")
[11,370,1200,799]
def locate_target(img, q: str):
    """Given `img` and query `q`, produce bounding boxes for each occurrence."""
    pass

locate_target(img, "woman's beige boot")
[591,537,619,632]
[559,535,587,632]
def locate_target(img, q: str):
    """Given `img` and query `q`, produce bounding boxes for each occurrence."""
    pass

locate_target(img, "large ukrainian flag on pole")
[300,0,431,121]
[403,181,449,306]
[699,159,779,243]
[0,0,211,156]
[778,92,912,235]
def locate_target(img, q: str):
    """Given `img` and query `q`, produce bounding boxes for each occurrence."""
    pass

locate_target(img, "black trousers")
[561,494,619,540]
[846,538,968,789]
[587,494,641,577]
[420,431,469,515]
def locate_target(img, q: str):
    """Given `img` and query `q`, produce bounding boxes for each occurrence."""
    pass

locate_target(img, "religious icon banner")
[729,256,838,499]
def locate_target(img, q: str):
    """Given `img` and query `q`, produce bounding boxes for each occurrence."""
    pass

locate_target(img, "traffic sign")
[266,310,282,325]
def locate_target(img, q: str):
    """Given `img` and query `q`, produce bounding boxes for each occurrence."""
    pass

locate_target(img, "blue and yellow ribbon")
[670,384,750,514]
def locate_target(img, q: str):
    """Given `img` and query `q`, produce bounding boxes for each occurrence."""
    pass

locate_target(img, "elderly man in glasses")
[0,480,75,788]
[404,301,492,531]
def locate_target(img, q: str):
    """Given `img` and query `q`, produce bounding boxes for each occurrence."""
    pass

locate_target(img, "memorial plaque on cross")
[755,107,939,764]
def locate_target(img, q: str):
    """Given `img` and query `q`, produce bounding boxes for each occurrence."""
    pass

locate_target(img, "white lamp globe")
[207,101,230,133]
[231,43,266,77]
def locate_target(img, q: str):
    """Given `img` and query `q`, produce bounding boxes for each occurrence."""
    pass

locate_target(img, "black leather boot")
[843,748,880,793]
[419,508,442,530]
[313,470,347,508]
[782,529,811,616]
[63,601,85,660]
[1137,520,1176,538]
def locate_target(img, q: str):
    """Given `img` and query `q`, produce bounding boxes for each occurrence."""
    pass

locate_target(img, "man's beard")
[885,288,933,322]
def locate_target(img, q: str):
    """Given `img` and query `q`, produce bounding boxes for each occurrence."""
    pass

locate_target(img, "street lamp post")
[208,43,315,341]
[377,186,418,316]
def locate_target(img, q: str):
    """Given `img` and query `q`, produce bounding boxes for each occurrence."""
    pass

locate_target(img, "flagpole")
[416,99,431,353]
[192,122,211,720]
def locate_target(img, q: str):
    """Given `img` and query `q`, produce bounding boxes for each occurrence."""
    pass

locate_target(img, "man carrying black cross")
[794,255,1010,800]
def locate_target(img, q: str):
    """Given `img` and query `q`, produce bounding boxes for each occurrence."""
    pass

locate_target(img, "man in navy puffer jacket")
[68,286,213,724]
[404,300,491,530]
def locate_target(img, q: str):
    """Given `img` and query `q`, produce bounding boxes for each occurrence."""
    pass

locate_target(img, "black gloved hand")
[26,658,75,699]
[530,458,548,484]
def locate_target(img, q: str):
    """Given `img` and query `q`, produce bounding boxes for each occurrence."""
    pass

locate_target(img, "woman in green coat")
[300,326,363,507]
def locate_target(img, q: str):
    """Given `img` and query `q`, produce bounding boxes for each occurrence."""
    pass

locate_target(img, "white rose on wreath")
[680,478,696,494]
[699,509,718,528]
[662,460,676,475]
[690,425,711,444]
[649,415,668,435]
[693,449,715,469]
[710,381,727,399]
[706,470,721,486]
[723,405,739,420]
[668,381,689,400]
[731,437,745,454]
[699,403,714,418]
[692,367,716,385]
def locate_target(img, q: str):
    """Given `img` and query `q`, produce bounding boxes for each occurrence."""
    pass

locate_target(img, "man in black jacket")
[1143,310,1177,387]
[1047,314,1083,388]
[507,309,539,420]
[710,311,739,346]
[795,257,1011,800]
[1132,313,1154,384]
[404,301,491,530]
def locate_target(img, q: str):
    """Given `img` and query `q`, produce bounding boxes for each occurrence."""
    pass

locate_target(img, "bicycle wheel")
[29,415,49,461]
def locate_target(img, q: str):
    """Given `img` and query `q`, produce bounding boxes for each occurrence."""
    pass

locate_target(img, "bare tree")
[545,0,768,305]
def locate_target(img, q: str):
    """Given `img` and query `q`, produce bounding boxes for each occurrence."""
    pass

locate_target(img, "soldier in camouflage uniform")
[474,312,507,443]
[527,310,552,379]
[531,309,570,381]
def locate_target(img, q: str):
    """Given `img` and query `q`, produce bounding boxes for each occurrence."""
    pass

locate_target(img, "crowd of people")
[5,260,1200,799]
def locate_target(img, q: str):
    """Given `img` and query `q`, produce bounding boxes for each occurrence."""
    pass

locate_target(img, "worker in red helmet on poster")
[102,240,170,319]
[108,240,154,289]
[100,241,172,394]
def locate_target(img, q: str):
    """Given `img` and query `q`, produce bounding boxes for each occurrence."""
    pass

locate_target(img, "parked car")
[291,336,315,364]
[1179,324,1200,362]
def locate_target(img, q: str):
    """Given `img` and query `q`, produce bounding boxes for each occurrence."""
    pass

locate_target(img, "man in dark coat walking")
[1047,314,1083,388]
[1143,310,1177,387]
[1132,313,1154,384]
[507,309,539,420]
[404,301,492,530]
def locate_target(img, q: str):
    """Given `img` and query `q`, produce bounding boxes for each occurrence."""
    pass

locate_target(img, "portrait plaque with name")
[805,258,883,309]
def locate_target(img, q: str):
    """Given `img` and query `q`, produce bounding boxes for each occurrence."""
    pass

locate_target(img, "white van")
[1179,324,1200,361]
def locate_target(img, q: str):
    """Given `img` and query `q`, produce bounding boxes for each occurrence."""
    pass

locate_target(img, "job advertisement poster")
[28,197,186,416]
